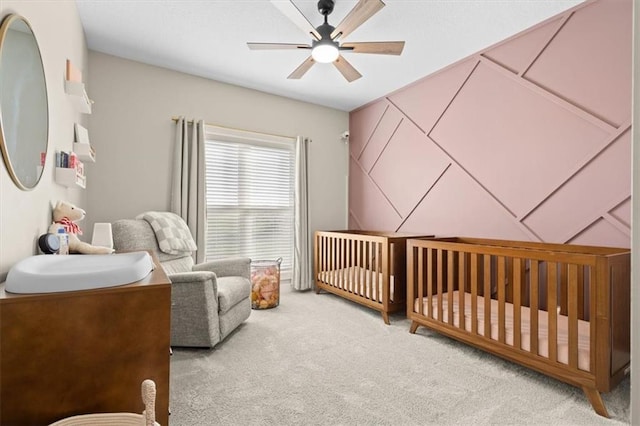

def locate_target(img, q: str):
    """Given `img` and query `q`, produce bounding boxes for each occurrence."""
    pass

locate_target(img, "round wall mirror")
[0,14,48,190]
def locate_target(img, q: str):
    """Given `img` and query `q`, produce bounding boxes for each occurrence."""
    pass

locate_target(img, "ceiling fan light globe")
[312,44,339,63]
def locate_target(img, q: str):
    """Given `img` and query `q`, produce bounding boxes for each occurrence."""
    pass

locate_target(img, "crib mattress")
[415,291,590,371]
[318,266,395,302]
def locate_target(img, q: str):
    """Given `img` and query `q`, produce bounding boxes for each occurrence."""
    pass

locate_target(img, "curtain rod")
[171,116,296,141]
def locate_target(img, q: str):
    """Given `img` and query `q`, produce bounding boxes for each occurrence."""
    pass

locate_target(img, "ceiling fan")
[247,0,405,82]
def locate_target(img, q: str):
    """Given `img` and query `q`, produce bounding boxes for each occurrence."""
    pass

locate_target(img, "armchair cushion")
[217,276,251,313]
[161,256,195,275]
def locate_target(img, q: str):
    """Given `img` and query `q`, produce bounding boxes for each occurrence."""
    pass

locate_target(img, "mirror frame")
[0,14,49,191]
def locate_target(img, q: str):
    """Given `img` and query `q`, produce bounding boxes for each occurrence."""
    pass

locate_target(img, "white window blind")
[204,126,295,278]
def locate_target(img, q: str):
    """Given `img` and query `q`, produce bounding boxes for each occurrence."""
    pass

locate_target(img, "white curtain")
[292,136,312,290]
[171,117,207,263]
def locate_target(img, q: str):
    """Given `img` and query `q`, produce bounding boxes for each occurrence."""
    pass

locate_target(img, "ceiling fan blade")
[333,55,362,82]
[288,56,315,79]
[341,41,404,55]
[331,0,385,40]
[270,0,321,41]
[247,42,311,50]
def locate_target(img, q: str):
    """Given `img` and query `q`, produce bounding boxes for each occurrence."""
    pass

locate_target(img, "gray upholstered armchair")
[111,214,251,348]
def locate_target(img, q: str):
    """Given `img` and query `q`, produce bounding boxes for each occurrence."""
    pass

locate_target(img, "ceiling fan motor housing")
[314,22,336,43]
[317,0,335,17]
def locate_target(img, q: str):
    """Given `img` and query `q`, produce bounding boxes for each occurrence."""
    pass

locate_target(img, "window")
[204,126,295,278]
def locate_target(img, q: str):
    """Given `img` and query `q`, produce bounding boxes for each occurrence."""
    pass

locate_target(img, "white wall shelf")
[55,167,86,189]
[64,80,92,114]
[73,143,96,162]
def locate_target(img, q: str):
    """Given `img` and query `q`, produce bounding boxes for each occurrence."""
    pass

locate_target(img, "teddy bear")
[48,201,114,254]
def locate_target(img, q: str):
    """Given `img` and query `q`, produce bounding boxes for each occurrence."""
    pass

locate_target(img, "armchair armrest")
[169,270,218,299]
[193,257,251,280]
[167,270,221,348]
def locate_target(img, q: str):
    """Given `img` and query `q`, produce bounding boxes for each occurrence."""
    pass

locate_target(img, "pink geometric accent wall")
[348,0,632,248]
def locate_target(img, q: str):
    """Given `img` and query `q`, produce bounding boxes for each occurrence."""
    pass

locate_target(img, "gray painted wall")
[85,52,348,241]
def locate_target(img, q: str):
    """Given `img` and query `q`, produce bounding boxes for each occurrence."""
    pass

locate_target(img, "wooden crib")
[314,231,431,324]
[407,237,630,418]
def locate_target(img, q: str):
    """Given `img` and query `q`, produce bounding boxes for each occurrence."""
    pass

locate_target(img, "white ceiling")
[75,0,584,112]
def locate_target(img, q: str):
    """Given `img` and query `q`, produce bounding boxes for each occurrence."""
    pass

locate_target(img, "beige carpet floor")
[169,285,630,425]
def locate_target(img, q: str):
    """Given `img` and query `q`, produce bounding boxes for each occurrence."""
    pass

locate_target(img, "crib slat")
[334,237,339,289]
[316,235,321,281]
[376,241,381,301]
[458,252,466,331]
[381,241,385,303]
[374,241,380,301]
[484,255,492,339]
[358,240,364,295]
[338,237,343,290]
[314,234,325,280]
[340,238,352,292]
[437,249,444,322]
[324,236,329,284]
[354,239,360,293]
[560,263,568,316]
[427,248,434,319]
[577,266,585,320]
[372,241,377,301]
[366,241,372,299]
[530,261,539,356]
[341,238,346,292]
[376,242,382,302]
[349,239,355,293]
[325,236,329,283]
[513,258,522,350]
[363,240,368,296]
[547,262,558,363]
[338,237,344,290]
[383,240,390,307]
[506,257,513,303]
[331,236,335,288]
[390,242,396,299]
[471,253,478,334]
[589,266,596,373]
[328,237,333,287]
[327,235,331,284]
[568,264,579,369]
[498,256,506,344]
[319,235,324,283]
[365,241,370,297]
[342,238,347,291]
[345,238,350,291]
[522,259,530,308]
[352,239,357,293]
[447,251,454,325]
[368,242,374,300]
[353,238,359,294]
[417,247,424,315]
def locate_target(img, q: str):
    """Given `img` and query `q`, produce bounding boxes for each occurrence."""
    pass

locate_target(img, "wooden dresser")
[0,255,171,425]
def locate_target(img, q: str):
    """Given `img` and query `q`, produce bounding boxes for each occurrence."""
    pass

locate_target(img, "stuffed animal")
[48,201,114,254]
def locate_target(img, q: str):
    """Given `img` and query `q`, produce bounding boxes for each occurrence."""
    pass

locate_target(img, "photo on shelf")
[65,59,82,83]
[74,123,90,144]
